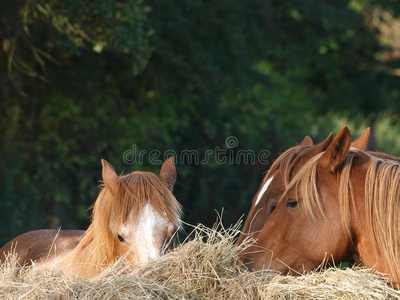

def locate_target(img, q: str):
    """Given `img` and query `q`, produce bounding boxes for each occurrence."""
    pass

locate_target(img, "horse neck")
[350,158,400,284]
[353,213,400,284]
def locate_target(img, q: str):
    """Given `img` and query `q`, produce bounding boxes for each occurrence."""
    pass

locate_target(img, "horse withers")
[237,127,400,285]
[0,157,182,278]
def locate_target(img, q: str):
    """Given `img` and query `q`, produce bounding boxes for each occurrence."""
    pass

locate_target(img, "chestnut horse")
[236,128,370,246]
[0,157,182,278]
[238,127,400,284]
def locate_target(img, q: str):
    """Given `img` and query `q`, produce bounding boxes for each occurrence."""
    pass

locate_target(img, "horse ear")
[319,126,351,172]
[101,159,120,195]
[321,132,334,150]
[160,157,176,191]
[314,132,333,152]
[300,136,313,146]
[351,127,370,150]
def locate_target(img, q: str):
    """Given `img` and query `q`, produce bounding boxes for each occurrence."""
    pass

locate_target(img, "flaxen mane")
[271,149,400,281]
[365,159,400,281]
[261,145,315,187]
[62,171,182,277]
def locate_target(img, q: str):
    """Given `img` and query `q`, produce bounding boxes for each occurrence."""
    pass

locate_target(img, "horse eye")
[118,234,125,243]
[270,203,277,214]
[286,199,299,208]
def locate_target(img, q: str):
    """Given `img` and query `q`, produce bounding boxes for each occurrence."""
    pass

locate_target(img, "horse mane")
[273,148,400,281]
[367,150,399,160]
[278,152,355,221]
[261,145,314,187]
[62,171,182,277]
[365,159,400,281]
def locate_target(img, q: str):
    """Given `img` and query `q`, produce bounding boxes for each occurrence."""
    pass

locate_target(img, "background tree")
[1,0,400,244]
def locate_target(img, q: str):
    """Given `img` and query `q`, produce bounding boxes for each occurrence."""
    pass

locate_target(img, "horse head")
[237,127,400,281]
[63,157,182,277]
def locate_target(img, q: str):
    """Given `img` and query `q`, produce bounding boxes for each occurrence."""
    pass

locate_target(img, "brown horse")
[238,127,400,284]
[0,157,182,278]
[236,128,370,246]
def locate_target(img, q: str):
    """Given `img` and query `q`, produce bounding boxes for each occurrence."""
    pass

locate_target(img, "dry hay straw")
[1,219,400,299]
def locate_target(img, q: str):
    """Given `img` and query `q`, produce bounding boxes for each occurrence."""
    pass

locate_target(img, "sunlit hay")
[256,268,400,300]
[1,221,400,299]
[130,220,257,299]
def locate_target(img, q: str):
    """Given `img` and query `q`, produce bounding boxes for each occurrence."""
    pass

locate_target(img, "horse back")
[0,229,84,267]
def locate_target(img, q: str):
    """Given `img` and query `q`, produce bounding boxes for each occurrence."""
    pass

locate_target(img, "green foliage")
[25,0,151,72]
[1,0,400,244]
[0,0,150,96]
[373,112,400,155]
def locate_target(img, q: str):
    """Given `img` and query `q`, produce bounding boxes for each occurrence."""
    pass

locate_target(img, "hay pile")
[1,222,400,299]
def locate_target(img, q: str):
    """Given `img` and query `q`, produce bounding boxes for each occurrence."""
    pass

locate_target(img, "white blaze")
[135,203,158,263]
[120,203,173,265]
[255,176,274,206]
